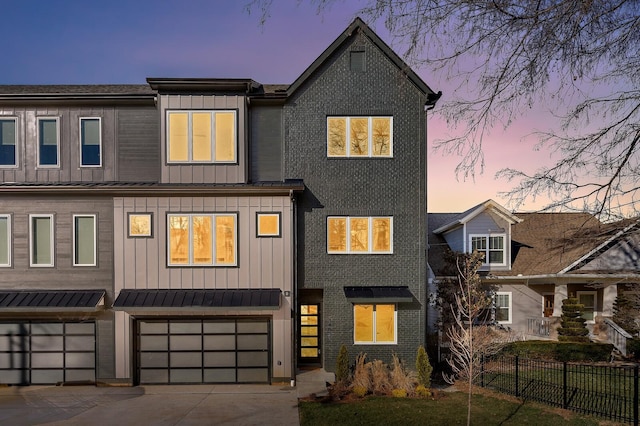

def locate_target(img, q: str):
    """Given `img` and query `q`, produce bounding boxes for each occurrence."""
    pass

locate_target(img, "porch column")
[553,284,568,316]
[602,284,618,317]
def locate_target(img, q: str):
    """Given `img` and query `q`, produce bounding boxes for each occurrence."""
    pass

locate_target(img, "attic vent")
[350,50,365,72]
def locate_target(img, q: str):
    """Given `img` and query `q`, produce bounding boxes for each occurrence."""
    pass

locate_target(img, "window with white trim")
[470,234,506,266]
[29,214,54,267]
[37,117,60,167]
[577,291,597,322]
[354,304,397,344]
[166,110,237,163]
[80,118,102,167]
[494,292,512,324]
[327,116,392,157]
[0,214,10,267]
[73,214,96,266]
[0,118,17,167]
[167,213,237,266]
[327,216,392,254]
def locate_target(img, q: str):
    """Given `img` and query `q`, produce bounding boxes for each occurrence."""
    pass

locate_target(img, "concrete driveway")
[0,384,300,426]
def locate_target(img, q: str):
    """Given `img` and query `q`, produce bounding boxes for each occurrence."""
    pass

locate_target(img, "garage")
[0,321,96,385]
[136,318,271,384]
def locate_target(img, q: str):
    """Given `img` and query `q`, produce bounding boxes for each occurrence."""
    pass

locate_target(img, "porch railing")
[527,317,552,337]
[603,318,632,357]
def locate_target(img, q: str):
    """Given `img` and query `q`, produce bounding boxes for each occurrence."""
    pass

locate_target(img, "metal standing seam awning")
[0,290,106,312]
[343,286,415,303]
[113,289,282,311]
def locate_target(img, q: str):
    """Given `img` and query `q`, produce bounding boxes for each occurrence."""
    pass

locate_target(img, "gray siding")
[117,107,160,182]
[250,106,283,182]
[466,211,512,271]
[443,227,464,252]
[283,32,428,367]
[158,94,247,184]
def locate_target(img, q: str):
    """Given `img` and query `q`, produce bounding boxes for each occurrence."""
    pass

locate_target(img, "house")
[428,199,640,346]
[0,18,439,385]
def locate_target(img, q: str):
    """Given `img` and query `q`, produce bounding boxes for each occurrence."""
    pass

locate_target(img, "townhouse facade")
[0,18,439,385]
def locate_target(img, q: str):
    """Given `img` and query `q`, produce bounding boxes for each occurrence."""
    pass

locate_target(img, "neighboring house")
[428,199,640,344]
[0,18,439,386]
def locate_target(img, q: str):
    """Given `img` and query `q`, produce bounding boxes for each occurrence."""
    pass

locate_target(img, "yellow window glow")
[327,218,347,252]
[350,118,368,156]
[215,112,236,162]
[327,117,347,156]
[372,218,391,252]
[372,117,391,156]
[192,216,212,264]
[169,216,189,264]
[216,215,235,264]
[168,113,188,162]
[258,214,279,236]
[354,304,374,342]
[192,113,212,161]
[375,304,395,342]
[350,218,369,252]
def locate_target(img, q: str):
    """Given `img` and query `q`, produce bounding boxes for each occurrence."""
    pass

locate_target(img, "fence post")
[563,361,568,410]
[515,355,519,398]
[634,365,638,426]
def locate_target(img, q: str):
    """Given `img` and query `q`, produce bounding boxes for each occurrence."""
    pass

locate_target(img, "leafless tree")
[246,0,640,220]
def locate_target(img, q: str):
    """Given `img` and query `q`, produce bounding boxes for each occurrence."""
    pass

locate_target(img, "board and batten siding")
[158,94,248,184]
[0,107,125,183]
[250,105,283,182]
[117,107,160,182]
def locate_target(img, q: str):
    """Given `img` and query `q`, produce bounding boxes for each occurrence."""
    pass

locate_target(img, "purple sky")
[1,0,552,212]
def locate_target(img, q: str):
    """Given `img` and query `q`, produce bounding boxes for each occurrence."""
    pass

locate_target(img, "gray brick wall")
[284,30,428,370]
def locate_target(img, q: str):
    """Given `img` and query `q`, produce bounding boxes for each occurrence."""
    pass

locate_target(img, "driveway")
[0,384,300,426]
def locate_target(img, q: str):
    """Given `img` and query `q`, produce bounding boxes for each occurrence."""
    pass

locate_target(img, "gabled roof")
[432,199,522,235]
[287,17,439,100]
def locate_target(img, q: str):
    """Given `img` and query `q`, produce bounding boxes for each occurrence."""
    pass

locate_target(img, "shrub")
[352,385,368,398]
[352,353,371,393]
[390,354,416,394]
[415,345,433,388]
[391,389,407,398]
[627,338,640,360]
[335,345,350,383]
[502,340,613,362]
[557,297,590,343]
[415,385,432,398]
[370,359,392,395]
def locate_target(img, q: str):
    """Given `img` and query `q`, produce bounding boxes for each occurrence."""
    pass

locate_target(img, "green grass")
[299,391,602,425]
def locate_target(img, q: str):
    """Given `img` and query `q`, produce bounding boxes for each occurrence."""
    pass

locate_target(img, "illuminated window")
[470,234,506,266]
[0,118,17,167]
[327,216,392,254]
[37,117,59,167]
[327,116,392,157]
[80,118,102,167]
[167,213,236,266]
[167,110,236,163]
[256,212,281,237]
[73,215,96,266]
[354,304,396,344]
[0,214,10,267]
[30,214,54,267]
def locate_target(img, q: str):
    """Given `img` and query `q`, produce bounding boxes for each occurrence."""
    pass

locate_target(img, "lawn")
[298,390,605,426]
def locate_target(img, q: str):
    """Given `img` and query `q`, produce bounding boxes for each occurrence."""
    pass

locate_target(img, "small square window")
[256,212,281,238]
[128,213,153,237]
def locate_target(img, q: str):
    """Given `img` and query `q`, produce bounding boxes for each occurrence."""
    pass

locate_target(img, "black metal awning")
[113,289,281,311]
[0,290,105,312]
[343,286,415,303]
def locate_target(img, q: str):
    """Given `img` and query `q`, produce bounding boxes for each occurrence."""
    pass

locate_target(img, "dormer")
[432,199,522,271]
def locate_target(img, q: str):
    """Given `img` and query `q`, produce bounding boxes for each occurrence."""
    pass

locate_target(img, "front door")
[299,304,321,366]
[543,294,554,317]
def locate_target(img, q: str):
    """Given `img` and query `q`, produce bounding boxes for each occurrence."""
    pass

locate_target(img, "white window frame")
[0,117,18,168]
[576,290,598,323]
[29,214,54,267]
[36,117,60,168]
[494,291,512,324]
[73,214,96,267]
[327,216,393,254]
[469,234,507,266]
[79,117,102,167]
[166,110,237,164]
[0,214,11,267]
[327,116,393,158]
[166,213,238,267]
[353,303,398,345]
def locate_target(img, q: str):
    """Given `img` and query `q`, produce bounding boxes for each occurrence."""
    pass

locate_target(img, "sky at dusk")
[0,0,556,213]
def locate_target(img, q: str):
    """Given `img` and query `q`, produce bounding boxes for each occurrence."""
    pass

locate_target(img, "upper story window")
[0,118,17,167]
[0,214,10,267]
[327,216,392,254]
[327,116,392,157]
[80,118,102,167]
[167,110,237,163]
[167,213,237,267]
[470,234,506,266]
[73,214,96,266]
[29,214,54,267]
[37,117,60,167]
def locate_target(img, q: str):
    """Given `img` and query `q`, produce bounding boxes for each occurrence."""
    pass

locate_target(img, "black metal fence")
[478,355,639,425]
